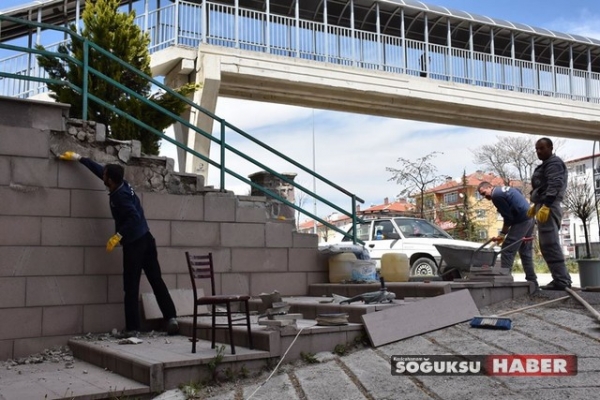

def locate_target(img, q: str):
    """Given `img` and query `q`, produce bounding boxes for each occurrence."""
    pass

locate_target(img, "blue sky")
[3,0,600,217]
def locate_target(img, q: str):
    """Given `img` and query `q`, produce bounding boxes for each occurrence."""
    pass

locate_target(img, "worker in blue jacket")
[58,151,179,337]
[477,181,537,291]
[528,137,571,290]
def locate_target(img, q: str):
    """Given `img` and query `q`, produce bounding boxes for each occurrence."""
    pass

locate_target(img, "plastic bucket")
[380,253,410,282]
[328,253,357,283]
[350,260,377,281]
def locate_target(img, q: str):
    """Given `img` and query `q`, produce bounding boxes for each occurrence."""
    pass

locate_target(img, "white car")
[332,217,490,276]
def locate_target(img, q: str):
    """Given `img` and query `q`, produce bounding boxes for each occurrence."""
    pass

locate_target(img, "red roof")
[426,171,521,193]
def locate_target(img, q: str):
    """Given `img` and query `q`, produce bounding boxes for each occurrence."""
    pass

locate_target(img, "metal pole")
[312,109,317,234]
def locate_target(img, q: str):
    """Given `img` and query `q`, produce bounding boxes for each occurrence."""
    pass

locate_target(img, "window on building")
[476,209,486,219]
[478,230,487,239]
[575,164,586,175]
[443,192,458,204]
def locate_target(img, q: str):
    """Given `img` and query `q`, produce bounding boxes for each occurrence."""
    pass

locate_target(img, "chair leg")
[211,304,217,350]
[244,299,253,350]
[226,302,235,354]
[192,306,198,354]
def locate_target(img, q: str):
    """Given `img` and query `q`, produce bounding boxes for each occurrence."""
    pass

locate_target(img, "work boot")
[167,318,179,335]
[529,281,540,295]
[540,281,571,291]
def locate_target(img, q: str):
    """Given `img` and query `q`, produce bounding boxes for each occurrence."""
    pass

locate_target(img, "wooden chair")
[185,252,253,354]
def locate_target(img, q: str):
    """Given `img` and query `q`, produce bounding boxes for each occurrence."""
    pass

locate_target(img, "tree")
[386,151,444,219]
[471,136,538,187]
[36,0,196,155]
[452,170,478,240]
[563,176,597,259]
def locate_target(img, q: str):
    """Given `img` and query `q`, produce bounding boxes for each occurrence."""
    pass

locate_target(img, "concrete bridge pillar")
[165,53,221,179]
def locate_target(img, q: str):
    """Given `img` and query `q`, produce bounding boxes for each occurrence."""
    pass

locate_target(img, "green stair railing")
[0,15,365,244]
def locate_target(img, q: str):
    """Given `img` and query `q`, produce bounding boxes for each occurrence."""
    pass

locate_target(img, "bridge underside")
[152,45,600,173]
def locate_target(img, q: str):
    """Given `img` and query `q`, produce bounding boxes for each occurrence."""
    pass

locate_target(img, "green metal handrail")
[0,14,365,244]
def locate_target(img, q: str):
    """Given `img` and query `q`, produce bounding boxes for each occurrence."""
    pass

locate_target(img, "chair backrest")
[185,252,216,297]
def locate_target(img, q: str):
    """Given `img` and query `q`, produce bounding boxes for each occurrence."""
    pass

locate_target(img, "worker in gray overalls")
[528,137,572,290]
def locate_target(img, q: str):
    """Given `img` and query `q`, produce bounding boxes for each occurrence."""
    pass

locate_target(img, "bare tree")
[386,151,444,219]
[563,176,597,259]
[471,136,538,186]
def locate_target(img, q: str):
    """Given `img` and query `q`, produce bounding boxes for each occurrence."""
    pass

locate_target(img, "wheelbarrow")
[435,237,533,281]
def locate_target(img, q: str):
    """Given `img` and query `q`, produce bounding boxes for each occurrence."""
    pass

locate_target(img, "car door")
[365,219,403,267]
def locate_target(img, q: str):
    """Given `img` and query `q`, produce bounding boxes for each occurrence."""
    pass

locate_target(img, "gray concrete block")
[58,161,106,190]
[142,192,204,220]
[0,277,26,308]
[289,248,322,272]
[0,246,84,277]
[26,276,108,306]
[204,192,236,221]
[41,217,113,246]
[0,308,42,340]
[1,186,70,216]
[71,189,112,218]
[295,361,365,400]
[265,221,293,248]
[83,303,124,333]
[221,223,265,247]
[235,204,267,223]
[220,273,250,296]
[11,157,58,188]
[0,97,68,131]
[231,248,288,273]
[250,272,307,296]
[0,126,49,157]
[147,220,170,247]
[0,216,41,246]
[171,221,220,246]
[292,231,319,248]
[13,335,74,360]
[241,372,299,400]
[0,157,9,185]
[42,305,83,336]
[84,247,122,275]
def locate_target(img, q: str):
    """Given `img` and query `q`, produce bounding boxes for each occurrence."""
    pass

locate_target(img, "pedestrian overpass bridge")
[2,0,600,176]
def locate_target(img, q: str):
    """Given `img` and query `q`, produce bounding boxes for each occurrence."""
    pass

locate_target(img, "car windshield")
[395,218,453,239]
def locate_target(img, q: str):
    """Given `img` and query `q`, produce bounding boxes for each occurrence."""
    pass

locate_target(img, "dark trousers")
[122,232,176,331]
[501,218,536,283]
[536,204,572,286]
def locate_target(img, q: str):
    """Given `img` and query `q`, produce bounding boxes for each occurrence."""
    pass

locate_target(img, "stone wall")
[0,96,325,361]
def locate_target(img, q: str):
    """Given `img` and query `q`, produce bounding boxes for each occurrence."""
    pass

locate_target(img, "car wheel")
[410,258,438,276]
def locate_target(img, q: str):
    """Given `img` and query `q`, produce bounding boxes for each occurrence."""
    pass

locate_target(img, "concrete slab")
[362,289,479,347]
[295,360,365,400]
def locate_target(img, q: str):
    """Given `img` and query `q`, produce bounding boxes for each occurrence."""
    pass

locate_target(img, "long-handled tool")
[565,288,600,324]
[470,295,570,330]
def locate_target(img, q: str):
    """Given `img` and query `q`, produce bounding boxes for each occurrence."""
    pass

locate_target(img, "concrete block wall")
[0,96,324,361]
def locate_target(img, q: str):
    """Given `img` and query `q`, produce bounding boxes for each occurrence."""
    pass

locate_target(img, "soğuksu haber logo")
[486,355,577,376]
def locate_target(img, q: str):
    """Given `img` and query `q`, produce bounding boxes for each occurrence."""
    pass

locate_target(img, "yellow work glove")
[536,205,551,223]
[58,151,81,161]
[526,204,536,218]
[106,233,122,252]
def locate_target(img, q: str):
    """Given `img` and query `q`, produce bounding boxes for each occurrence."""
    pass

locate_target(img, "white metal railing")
[2,0,600,104]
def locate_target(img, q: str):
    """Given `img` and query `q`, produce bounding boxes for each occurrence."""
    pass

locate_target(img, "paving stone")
[242,372,299,400]
[295,360,366,400]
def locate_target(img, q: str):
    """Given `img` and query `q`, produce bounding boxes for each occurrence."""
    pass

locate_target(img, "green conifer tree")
[36,0,196,154]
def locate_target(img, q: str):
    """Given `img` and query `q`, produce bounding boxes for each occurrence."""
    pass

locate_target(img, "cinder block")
[265,221,293,248]
[171,221,219,246]
[83,303,124,333]
[84,247,122,275]
[231,248,288,273]
[307,272,329,285]
[107,275,123,303]
[221,223,265,247]
[58,161,106,190]
[26,276,108,306]
[41,217,113,246]
[220,273,250,295]
[0,156,9,185]
[0,97,68,131]
[250,272,307,296]
[0,308,42,340]
[11,157,58,188]
[13,335,74,360]
[0,277,26,308]
[204,192,236,221]
[0,246,84,277]
[0,186,70,217]
[236,204,267,223]
[0,216,41,246]
[142,192,204,220]
[293,232,319,247]
[0,126,49,157]
[289,248,322,272]
[70,189,111,218]
[0,339,13,360]
[42,305,83,336]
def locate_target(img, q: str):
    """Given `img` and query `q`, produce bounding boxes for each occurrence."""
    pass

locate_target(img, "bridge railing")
[0,14,366,244]
[3,0,600,104]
